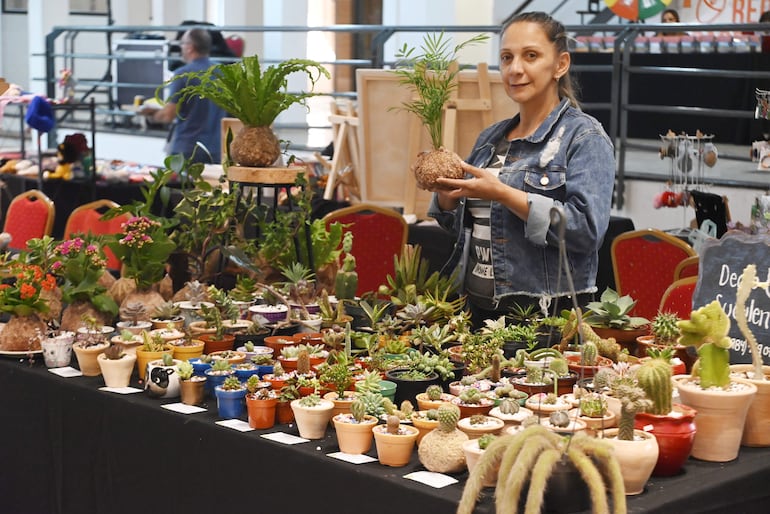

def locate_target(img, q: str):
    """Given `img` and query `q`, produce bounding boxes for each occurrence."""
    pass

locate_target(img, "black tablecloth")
[1,356,769,514]
[573,52,770,144]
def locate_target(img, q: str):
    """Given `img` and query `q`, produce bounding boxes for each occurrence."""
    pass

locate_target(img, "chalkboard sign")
[693,232,770,365]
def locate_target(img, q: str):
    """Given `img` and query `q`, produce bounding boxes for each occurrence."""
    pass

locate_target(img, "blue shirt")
[167,57,226,164]
[428,98,615,307]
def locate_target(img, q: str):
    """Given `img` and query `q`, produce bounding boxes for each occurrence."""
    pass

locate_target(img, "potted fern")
[391,32,488,190]
[169,55,329,167]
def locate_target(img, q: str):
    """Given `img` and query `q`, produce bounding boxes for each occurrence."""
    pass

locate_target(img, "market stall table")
[1,356,769,514]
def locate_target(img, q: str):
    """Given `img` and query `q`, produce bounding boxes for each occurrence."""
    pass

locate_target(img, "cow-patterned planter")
[145,359,183,399]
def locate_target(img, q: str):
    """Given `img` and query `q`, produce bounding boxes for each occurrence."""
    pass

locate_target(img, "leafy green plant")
[167,55,329,128]
[391,32,489,149]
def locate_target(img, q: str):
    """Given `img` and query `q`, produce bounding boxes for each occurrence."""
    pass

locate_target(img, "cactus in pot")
[650,312,681,345]
[636,357,673,415]
[418,403,468,473]
[677,300,732,389]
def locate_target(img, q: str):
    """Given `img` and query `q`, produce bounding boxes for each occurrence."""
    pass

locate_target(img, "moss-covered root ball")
[411,147,464,190]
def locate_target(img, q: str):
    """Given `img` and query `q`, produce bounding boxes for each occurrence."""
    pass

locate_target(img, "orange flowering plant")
[0,263,56,316]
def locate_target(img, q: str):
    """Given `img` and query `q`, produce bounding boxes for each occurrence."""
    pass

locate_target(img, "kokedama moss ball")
[411,147,464,190]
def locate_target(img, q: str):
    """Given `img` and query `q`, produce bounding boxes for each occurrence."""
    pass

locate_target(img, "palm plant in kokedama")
[391,32,488,190]
[169,55,330,167]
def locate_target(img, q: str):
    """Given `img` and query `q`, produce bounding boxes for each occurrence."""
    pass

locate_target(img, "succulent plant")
[298,393,322,407]
[350,397,366,423]
[296,349,310,376]
[386,414,401,434]
[120,302,147,325]
[581,341,598,366]
[102,343,125,360]
[459,388,483,405]
[437,403,461,432]
[161,353,174,366]
[584,287,649,329]
[356,391,388,418]
[400,400,414,418]
[549,410,570,428]
[477,433,496,450]
[185,280,208,306]
[425,384,443,401]
[177,360,194,380]
[650,312,681,344]
[498,398,519,415]
[210,358,232,373]
[578,392,607,418]
[677,300,732,389]
[221,376,243,391]
[153,301,181,320]
[245,374,262,394]
[469,414,487,425]
[636,357,673,415]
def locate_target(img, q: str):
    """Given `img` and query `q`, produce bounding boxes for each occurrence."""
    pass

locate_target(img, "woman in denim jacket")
[428,12,615,327]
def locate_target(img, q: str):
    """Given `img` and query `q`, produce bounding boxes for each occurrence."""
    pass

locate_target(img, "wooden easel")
[320,99,361,202]
[403,62,493,216]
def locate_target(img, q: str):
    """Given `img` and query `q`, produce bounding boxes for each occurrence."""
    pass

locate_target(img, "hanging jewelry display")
[755,88,769,121]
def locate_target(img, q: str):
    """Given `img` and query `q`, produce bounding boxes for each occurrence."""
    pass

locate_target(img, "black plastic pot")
[384,368,440,407]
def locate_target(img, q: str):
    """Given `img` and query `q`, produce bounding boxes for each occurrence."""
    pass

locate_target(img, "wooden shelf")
[227,166,305,185]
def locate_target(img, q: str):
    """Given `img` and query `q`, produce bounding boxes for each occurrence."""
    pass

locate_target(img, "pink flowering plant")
[0,263,56,316]
[51,236,118,315]
[107,216,176,290]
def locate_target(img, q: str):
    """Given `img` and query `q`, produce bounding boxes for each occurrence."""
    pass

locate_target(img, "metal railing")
[40,22,770,206]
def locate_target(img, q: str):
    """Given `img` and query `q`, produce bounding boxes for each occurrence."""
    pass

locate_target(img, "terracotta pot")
[512,371,579,397]
[565,354,614,378]
[209,350,246,365]
[72,341,109,376]
[199,333,235,354]
[263,335,299,355]
[97,353,137,388]
[323,391,357,419]
[673,375,757,462]
[246,395,278,429]
[600,428,659,495]
[635,404,697,476]
[290,398,335,439]
[452,398,495,419]
[411,412,439,445]
[134,346,173,382]
[276,400,295,424]
[179,377,207,406]
[372,424,419,467]
[332,414,377,454]
[729,364,770,447]
[415,392,456,411]
[188,321,216,336]
[636,335,695,373]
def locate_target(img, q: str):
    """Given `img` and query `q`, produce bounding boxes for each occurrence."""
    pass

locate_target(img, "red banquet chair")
[611,228,697,321]
[2,189,55,251]
[63,199,130,272]
[673,255,699,281]
[659,276,698,320]
[323,203,408,297]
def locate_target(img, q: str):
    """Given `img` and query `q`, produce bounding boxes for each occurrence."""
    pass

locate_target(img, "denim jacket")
[428,98,615,307]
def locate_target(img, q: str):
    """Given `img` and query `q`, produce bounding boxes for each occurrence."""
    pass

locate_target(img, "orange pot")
[199,334,235,354]
[246,395,278,429]
[276,400,295,424]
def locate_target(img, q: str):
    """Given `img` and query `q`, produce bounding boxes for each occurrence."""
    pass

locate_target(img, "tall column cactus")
[636,358,673,415]
[334,232,358,300]
[614,382,652,440]
[677,300,732,389]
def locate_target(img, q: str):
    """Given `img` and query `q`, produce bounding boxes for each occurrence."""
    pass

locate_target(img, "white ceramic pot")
[40,332,75,368]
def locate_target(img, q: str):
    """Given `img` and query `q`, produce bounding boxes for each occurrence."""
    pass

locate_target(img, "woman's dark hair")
[662,9,680,22]
[501,11,580,108]
[760,11,770,23]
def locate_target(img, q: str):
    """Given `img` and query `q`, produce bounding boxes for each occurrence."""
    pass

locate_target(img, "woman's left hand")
[435,161,505,201]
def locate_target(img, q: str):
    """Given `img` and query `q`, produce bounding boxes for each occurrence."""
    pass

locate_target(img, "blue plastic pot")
[215,386,247,419]
[204,368,235,397]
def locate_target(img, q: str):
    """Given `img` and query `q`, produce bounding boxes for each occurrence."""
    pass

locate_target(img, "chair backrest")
[323,203,408,297]
[659,276,698,319]
[674,255,700,281]
[3,189,55,251]
[611,228,697,321]
[63,199,128,271]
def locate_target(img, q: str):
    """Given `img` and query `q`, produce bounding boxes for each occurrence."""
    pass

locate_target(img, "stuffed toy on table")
[46,132,88,180]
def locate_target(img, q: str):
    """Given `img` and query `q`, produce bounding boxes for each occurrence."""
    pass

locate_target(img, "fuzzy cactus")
[296,349,310,376]
[651,312,681,344]
[426,384,443,401]
[581,341,598,366]
[498,398,519,415]
[437,403,461,432]
[334,232,358,300]
[677,300,732,389]
[614,382,652,440]
[350,397,366,422]
[636,357,673,415]
[400,400,414,418]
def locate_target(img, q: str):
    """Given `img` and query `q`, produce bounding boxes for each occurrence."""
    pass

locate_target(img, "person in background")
[761,11,770,53]
[658,8,686,36]
[141,28,225,164]
[428,11,615,328]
